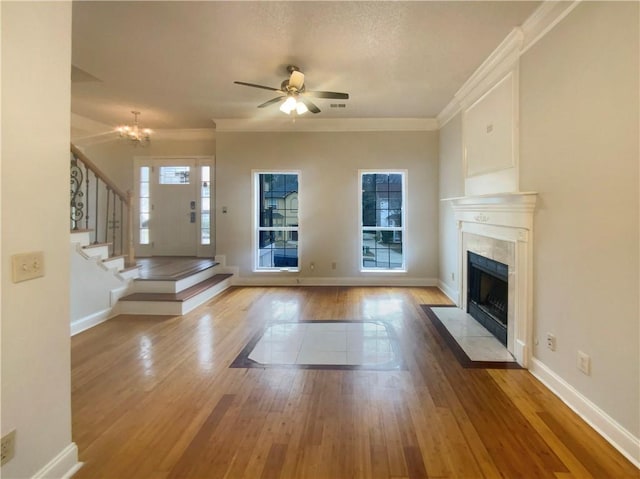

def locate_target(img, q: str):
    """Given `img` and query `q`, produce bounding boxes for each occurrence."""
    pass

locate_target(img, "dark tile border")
[421,304,522,370]
[229,320,407,371]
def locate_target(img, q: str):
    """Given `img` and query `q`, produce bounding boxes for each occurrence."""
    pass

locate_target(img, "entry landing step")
[118,274,233,316]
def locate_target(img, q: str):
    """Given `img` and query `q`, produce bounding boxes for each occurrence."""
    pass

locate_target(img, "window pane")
[140,198,150,213]
[140,228,149,245]
[159,166,190,184]
[256,172,299,270]
[361,172,404,271]
[201,166,210,182]
[202,197,210,212]
[258,235,298,268]
[140,166,150,182]
[140,182,149,198]
[140,213,150,228]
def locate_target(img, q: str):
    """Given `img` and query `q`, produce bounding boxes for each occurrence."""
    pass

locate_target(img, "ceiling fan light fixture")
[279,96,297,114]
[295,101,308,115]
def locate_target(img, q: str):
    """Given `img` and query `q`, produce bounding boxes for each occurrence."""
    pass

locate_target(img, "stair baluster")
[105,187,111,255]
[70,143,134,266]
[94,173,99,244]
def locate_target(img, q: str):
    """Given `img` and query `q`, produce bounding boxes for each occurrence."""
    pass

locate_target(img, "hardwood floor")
[71,287,638,478]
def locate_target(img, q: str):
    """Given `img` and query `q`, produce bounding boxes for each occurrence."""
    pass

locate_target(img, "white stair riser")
[83,245,109,260]
[103,257,125,271]
[118,278,231,316]
[118,268,141,280]
[180,279,231,314]
[70,231,91,246]
[133,265,220,294]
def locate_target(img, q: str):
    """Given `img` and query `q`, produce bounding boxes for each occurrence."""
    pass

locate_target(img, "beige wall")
[216,131,439,282]
[81,137,215,194]
[438,113,464,300]
[520,1,639,437]
[1,2,77,477]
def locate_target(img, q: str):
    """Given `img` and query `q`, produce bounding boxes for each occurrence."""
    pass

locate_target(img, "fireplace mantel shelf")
[442,191,538,206]
[445,192,538,231]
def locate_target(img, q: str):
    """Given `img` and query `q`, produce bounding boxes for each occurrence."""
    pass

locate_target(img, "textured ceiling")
[71,1,540,129]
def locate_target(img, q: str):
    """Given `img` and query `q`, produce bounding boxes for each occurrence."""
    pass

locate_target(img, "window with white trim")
[255,172,299,271]
[360,171,406,271]
[139,166,150,244]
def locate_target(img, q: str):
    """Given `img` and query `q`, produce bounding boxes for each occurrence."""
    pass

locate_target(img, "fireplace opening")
[467,252,508,346]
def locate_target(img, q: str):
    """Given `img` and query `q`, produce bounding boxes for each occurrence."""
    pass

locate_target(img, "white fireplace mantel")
[444,192,538,367]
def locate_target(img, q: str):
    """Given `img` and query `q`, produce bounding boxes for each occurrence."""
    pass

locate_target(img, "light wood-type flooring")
[71,287,638,478]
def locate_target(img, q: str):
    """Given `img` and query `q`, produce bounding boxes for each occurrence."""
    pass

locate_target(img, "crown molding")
[437,0,581,128]
[520,0,582,56]
[213,117,439,133]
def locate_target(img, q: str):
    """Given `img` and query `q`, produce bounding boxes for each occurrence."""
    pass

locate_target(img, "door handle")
[190,212,196,223]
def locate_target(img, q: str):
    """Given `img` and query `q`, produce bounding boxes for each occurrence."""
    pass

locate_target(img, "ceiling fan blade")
[257,96,285,108]
[299,96,321,114]
[234,81,281,92]
[289,70,305,90]
[305,91,349,100]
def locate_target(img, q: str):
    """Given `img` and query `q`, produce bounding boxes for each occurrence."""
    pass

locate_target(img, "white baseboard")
[70,308,111,336]
[530,358,640,468]
[233,276,439,287]
[31,443,82,479]
[437,280,459,305]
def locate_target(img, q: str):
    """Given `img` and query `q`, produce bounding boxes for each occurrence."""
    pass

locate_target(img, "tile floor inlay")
[230,321,405,370]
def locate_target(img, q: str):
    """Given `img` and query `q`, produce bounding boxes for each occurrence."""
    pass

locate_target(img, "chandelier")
[117,111,151,146]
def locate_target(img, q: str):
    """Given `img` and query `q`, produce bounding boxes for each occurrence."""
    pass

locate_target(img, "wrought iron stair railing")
[70,143,135,266]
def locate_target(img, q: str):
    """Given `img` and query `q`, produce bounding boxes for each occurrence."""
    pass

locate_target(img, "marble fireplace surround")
[449,192,537,367]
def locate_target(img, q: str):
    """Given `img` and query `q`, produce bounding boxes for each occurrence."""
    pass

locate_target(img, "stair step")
[83,242,112,249]
[70,230,92,247]
[118,264,141,280]
[121,274,232,303]
[133,262,220,294]
[102,255,125,271]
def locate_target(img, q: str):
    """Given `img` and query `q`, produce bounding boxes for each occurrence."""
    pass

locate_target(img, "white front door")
[151,159,197,256]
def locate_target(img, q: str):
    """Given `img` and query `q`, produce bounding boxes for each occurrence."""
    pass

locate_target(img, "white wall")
[1,2,79,478]
[438,113,464,302]
[519,1,639,439]
[216,131,439,283]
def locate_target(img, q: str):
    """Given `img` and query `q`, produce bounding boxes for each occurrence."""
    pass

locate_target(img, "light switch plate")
[11,251,45,283]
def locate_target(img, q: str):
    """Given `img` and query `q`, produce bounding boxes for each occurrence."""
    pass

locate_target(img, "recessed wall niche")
[463,70,518,196]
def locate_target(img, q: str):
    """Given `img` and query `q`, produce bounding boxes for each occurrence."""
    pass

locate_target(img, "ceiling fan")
[234,65,349,115]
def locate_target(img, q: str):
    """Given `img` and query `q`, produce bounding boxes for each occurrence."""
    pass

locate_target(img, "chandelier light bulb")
[117,111,151,146]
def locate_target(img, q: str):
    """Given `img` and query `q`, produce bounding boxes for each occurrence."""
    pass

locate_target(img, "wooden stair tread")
[83,242,112,249]
[119,265,141,273]
[103,255,125,262]
[70,228,94,233]
[120,274,232,303]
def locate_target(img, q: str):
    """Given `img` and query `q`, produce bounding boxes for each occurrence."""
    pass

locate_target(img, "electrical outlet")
[1,430,16,466]
[546,333,556,351]
[451,272,455,281]
[11,251,45,283]
[310,262,315,271]
[578,351,591,375]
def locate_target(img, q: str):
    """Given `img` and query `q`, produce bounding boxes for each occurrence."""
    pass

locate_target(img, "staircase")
[70,229,140,335]
[70,143,234,333]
